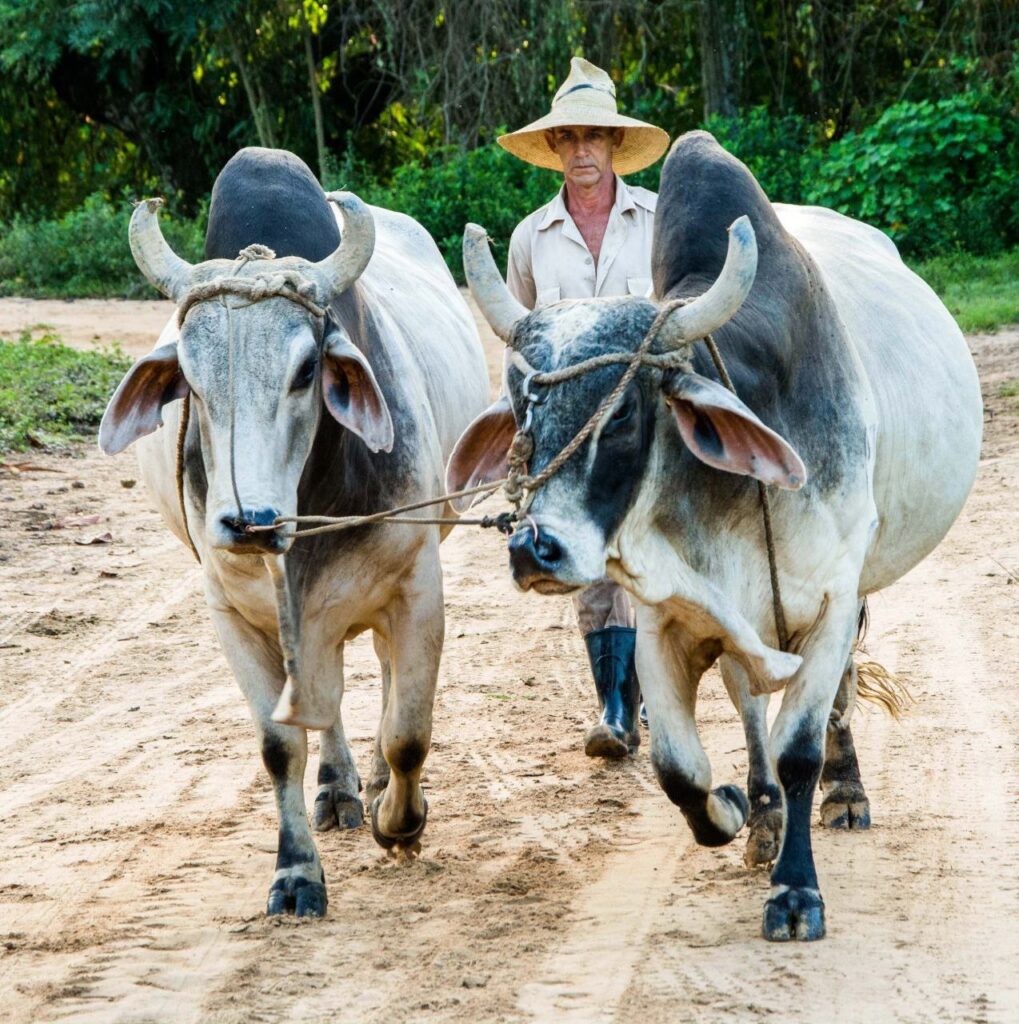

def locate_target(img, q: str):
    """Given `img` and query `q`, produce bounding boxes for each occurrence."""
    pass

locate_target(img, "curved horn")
[659,216,758,346]
[463,223,528,344]
[317,191,376,301]
[129,198,194,302]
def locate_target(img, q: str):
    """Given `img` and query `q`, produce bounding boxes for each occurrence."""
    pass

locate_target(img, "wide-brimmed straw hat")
[497,57,669,175]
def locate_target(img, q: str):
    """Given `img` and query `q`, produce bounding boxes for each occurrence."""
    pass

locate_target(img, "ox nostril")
[219,508,281,540]
[533,531,562,566]
[508,526,562,570]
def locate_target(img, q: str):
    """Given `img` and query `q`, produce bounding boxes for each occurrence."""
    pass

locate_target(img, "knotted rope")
[503,298,694,510]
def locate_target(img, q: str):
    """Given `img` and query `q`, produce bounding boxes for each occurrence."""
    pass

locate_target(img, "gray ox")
[99,148,489,916]
[448,132,981,940]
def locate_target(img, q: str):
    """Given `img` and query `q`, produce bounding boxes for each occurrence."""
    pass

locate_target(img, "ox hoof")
[313,786,365,832]
[744,806,784,868]
[762,887,825,941]
[584,723,637,759]
[266,872,328,918]
[370,794,428,856]
[820,784,871,830]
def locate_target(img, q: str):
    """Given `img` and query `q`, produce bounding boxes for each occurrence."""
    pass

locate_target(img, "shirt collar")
[537,174,634,231]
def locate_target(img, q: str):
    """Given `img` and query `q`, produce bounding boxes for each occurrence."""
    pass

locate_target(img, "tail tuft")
[856,660,913,719]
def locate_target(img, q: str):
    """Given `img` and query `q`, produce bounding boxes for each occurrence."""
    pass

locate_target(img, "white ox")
[449,131,982,940]
[100,148,489,916]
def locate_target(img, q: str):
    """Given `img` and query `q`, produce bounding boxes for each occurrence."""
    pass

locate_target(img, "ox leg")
[721,659,783,868]
[314,674,365,832]
[819,654,871,830]
[369,549,443,856]
[365,632,393,808]
[764,600,857,942]
[636,610,749,847]
[209,607,327,918]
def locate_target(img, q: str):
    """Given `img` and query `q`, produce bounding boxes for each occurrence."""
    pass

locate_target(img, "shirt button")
[584,256,592,264]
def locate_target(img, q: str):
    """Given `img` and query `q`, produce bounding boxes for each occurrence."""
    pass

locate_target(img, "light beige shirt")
[507,175,658,308]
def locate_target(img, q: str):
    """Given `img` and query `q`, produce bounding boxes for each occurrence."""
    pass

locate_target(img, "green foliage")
[0,328,131,450]
[808,93,1018,256]
[704,107,820,203]
[0,194,206,298]
[908,248,1019,334]
[354,145,562,280]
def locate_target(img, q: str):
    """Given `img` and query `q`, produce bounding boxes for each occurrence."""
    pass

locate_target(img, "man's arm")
[506,223,536,310]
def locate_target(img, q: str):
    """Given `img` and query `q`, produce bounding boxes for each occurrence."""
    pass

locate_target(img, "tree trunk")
[699,0,742,119]
[229,34,271,148]
[303,22,328,181]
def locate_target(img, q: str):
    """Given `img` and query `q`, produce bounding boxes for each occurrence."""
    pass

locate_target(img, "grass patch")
[0,329,130,451]
[908,248,1019,333]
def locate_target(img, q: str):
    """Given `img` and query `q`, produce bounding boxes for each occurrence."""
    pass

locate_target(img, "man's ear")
[98,342,188,455]
[322,321,394,454]
[664,373,806,490]
[446,396,517,511]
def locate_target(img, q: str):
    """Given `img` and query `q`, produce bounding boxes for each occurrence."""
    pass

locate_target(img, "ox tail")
[853,600,913,719]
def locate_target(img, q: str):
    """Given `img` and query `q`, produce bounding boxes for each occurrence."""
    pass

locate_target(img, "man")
[498,57,669,758]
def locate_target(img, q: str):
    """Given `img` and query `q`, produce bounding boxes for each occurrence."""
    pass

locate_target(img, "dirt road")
[1,299,1017,1023]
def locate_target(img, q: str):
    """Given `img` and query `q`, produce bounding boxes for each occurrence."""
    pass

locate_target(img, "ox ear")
[446,396,517,512]
[664,373,807,490]
[322,323,394,454]
[98,342,188,455]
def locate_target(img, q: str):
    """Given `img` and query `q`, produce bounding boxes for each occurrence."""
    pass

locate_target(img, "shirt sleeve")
[506,222,536,310]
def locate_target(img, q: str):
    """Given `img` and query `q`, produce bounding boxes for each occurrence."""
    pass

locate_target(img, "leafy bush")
[705,107,820,203]
[0,328,131,451]
[807,93,1018,257]
[0,193,205,298]
[355,143,562,280]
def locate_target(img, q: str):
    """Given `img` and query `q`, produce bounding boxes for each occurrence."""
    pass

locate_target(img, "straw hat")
[497,57,669,175]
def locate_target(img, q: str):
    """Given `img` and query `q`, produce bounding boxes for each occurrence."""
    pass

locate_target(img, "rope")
[504,298,693,509]
[175,391,200,563]
[702,335,789,652]
[244,479,511,537]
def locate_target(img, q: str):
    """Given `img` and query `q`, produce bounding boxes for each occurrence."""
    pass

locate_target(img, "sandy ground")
[1,297,1017,1024]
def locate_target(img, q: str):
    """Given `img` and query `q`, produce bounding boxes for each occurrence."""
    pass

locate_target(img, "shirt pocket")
[627,277,652,298]
[536,286,561,308]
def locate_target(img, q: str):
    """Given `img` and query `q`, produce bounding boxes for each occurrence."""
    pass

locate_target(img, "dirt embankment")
[0,301,1017,1023]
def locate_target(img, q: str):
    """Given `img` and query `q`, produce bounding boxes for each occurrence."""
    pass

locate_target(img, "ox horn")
[317,191,376,301]
[658,216,758,347]
[130,198,195,302]
[463,223,528,344]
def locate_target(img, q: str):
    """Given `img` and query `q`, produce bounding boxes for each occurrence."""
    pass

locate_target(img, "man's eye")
[290,358,317,392]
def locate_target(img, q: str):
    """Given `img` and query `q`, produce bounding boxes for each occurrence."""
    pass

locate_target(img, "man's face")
[546,125,623,189]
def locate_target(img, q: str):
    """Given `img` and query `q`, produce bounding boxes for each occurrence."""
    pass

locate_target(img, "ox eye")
[290,357,318,392]
[606,400,634,429]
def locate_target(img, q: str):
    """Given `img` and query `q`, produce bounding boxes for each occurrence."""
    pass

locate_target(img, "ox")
[449,131,981,940]
[99,148,489,916]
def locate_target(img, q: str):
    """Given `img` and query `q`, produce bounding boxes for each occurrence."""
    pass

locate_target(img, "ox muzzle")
[213,506,290,555]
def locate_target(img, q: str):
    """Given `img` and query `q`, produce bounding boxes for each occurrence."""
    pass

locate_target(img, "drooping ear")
[664,373,807,490]
[98,342,188,455]
[322,322,394,454]
[446,396,517,511]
